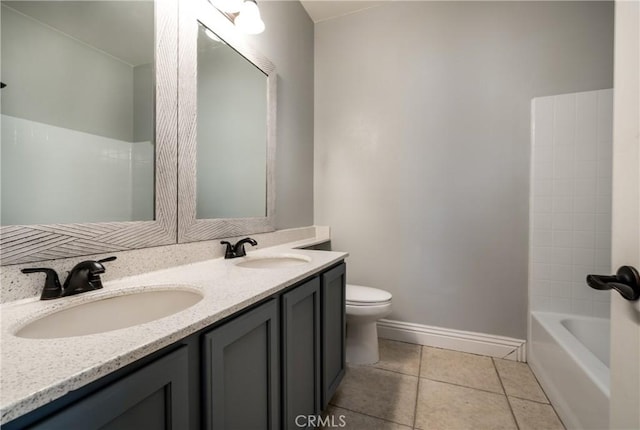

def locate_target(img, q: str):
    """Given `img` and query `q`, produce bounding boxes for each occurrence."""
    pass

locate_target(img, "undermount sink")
[235,254,311,269]
[15,288,203,339]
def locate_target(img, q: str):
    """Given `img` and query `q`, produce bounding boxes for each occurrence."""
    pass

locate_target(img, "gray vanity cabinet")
[321,263,346,409]
[282,277,321,429]
[5,261,346,430]
[27,346,190,430]
[203,298,280,430]
[281,262,346,428]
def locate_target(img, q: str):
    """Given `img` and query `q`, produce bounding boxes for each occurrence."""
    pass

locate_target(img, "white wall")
[314,1,614,338]
[530,89,613,318]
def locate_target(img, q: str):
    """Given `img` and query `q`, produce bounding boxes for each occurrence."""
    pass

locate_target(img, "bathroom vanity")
[1,245,346,429]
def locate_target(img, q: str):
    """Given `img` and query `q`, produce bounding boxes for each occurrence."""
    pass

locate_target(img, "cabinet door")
[203,299,280,430]
[321,263,346,409]
[282,277,321,429]
[29,346,189,430]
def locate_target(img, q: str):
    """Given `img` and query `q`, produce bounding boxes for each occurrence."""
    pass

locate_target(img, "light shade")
[234,0,265,35]
[209,0,243,14]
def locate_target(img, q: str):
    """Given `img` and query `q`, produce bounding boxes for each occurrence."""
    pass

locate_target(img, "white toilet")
[345,284,392,365]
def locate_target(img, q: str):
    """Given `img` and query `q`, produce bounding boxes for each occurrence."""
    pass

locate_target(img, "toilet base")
[346,320,380,365]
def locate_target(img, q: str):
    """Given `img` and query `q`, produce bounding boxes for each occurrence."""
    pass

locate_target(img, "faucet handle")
[64,256,117,294]
[88,256,116,289]
[220,241,235,259]
[98,256,117,264]
[21,268,63,300]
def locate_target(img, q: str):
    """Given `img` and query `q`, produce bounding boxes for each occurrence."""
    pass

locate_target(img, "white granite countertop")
[0,238,347,424]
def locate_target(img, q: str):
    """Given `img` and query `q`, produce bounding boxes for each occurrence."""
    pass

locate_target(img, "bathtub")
[529,312,610,430]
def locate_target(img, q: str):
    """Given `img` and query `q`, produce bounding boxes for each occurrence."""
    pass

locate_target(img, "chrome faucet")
[21,256,117,300]
[221,238,258,259]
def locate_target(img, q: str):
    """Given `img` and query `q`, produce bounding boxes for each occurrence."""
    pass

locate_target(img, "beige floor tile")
[420,347,503,393]
[494,359,549,403]
[322,406,412,430]
[330,365,418,426]
[372,339,422,376]
[415,379,517,430]
[509,396,565,430]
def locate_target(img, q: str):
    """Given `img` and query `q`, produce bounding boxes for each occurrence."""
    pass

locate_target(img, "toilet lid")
[346,284,392,304]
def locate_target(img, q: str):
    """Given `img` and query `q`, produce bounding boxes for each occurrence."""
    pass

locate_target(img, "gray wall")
[196,42,267,219]
[314,1,614,338]
[1,5,134,142]
[131,62,155,221]
[251,1,315,229]
[133,63,154,143]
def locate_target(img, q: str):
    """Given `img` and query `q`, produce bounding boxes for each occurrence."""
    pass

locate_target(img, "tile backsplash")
[529,89,613,318]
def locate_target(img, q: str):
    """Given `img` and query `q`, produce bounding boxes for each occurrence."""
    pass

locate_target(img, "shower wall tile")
[573,230,595,248]
[571,299,593,315]
[532,247,551,263]
[551,248,572,265]
[547,298,572,313]
[574,196,596,213]
[533,214,552,230]
[592,301,611,319]
[596,91,613,143]
[0,115,151,225]
[552,231,573,248]
[529,89,613,317]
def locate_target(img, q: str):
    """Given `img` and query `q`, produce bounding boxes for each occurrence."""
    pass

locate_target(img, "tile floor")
[324,339,565,430]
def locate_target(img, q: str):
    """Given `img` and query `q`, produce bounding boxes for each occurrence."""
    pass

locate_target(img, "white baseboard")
[377,319,527,362]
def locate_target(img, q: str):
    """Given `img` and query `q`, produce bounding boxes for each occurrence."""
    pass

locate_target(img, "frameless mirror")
[196,22,267,219]
[178,0,275,242]
[1,0,155,225]
[0,0,178,265]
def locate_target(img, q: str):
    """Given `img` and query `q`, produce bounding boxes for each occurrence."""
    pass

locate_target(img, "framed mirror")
[0,0,178,265]
[177,0,276,243]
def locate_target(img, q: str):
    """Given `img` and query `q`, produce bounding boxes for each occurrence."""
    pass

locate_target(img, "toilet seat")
[346,284,392,306]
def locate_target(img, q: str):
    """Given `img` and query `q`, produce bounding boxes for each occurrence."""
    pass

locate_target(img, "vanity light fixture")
[209,0,243,13]
[209,0,265,35]
[234,0,265,35]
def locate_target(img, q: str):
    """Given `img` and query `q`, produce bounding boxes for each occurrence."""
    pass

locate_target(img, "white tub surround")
[0,237,346,424]
[528,89,613,429]
[529,312,609,430]
[529,89,613,318]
